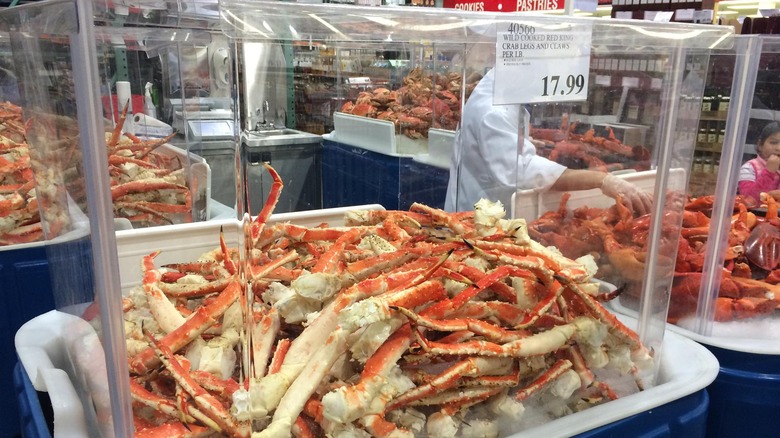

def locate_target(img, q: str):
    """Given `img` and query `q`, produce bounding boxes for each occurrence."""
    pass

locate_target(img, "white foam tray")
[16,308,719,438]
[412,128,454,170]
[328,111,431,157]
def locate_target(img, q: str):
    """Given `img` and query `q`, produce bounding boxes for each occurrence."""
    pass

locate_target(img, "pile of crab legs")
[0,101,41,245]
[530,114,651,174]
[107,100,191,227]
[1,99,191,247]
[528,190,780,324]
[124,163,654,437]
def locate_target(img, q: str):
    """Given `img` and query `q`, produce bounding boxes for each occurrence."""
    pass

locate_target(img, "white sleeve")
[477,106,566,191]
[739,160,757,183]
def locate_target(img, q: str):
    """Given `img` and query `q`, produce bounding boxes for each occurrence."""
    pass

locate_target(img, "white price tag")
[595,75,611,86]
[651,78,662,90]
[675,8,694,21]
[622,77,639,88]
[654,11,675,22]
[494,23,592,105]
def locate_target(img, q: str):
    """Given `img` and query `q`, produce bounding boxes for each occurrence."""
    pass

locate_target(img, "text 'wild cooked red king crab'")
[121,163,654,437]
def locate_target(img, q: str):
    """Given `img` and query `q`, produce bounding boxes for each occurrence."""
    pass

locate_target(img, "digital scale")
[167,98,235,141]
[186,117,235,141]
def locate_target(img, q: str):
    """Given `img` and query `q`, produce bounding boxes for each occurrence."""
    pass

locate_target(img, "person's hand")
[767,154,780,173]
[601,174,653,216]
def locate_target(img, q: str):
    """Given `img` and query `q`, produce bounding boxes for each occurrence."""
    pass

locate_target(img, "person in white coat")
[444,68,652,216]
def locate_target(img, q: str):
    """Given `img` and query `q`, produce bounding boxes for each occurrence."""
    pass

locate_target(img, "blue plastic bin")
[322,140,449,210]
[575,390,709,438]
[702,345,780,438]
[14,361,51,438]
[1,237,93,437]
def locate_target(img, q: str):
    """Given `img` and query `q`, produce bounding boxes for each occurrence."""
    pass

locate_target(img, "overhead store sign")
[442,0,564,12]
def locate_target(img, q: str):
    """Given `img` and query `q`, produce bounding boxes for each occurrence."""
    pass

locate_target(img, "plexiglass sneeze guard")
[219,2,733,436]
[660,35,780,351]
[0,0,133,436]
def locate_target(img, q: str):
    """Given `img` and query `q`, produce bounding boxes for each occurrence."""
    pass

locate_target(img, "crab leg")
[392,306,530,343]
[416,317,596,358]
[145,332,247,437]
[108,98,130,147]
[252,307,281,379]
[251,162,283,241]
[410,202,473,235]
[416,386,505,412]
[514,359,575,401]
[386,357,513,411]
[129,279,241,375]
[257,327,349,438]
[134,422,212,438]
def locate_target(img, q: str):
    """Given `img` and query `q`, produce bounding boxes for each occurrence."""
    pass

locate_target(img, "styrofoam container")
[328,111,428,157]
[15,307,719,438]
[412,127,455,170]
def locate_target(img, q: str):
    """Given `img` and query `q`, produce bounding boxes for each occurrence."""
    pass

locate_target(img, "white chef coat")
[444,69,567,212]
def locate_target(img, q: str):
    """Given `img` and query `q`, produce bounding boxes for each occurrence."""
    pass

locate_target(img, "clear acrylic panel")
[220,2,733,436]
[0,0,133,436]
[663,35,780,350]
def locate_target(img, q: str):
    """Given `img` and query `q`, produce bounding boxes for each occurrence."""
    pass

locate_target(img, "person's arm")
[738,159,778,204]
[551,168,653,216]
[550,168,607,192]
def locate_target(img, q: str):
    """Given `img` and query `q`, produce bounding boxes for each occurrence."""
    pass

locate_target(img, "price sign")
[494,22,592,105]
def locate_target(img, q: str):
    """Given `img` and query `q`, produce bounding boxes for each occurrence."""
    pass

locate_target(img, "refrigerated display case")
[5,0,732,437]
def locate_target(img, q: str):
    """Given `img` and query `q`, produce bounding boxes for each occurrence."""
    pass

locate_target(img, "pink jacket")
[738,157,780,203]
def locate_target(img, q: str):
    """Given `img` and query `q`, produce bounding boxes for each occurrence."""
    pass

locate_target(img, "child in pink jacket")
[738,122,780,204]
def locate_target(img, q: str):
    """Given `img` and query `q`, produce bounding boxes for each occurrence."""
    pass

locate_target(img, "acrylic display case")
[616,35,780,438]
[4,0,733,437]
[0,0,241,436]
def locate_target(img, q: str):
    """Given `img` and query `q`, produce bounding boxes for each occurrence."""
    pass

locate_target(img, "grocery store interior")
[2,0,780,437]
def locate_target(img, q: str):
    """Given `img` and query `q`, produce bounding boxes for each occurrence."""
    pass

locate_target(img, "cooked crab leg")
[145,331,248,437]
[386,357,513,411]
[129,279,241,374]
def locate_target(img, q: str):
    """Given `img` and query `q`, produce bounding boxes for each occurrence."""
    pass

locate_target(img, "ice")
[676,315,780,340]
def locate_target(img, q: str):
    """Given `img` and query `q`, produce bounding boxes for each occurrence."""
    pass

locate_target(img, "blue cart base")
[703,345,780,438]
[576,390,709,438]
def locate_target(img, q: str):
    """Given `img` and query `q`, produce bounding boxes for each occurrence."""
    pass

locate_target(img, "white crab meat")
[186,327,239,380]
[460,418,499,438]
[339,298,392,332]
[350,319,403,362]
[550,369,582,399]
[474,198,506,236]
[488,391,525,422]
[291,271,343,301]
[231,388,251,422]
[263,282,321,324]
[426,411,459,438]
[387,408,426,434]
